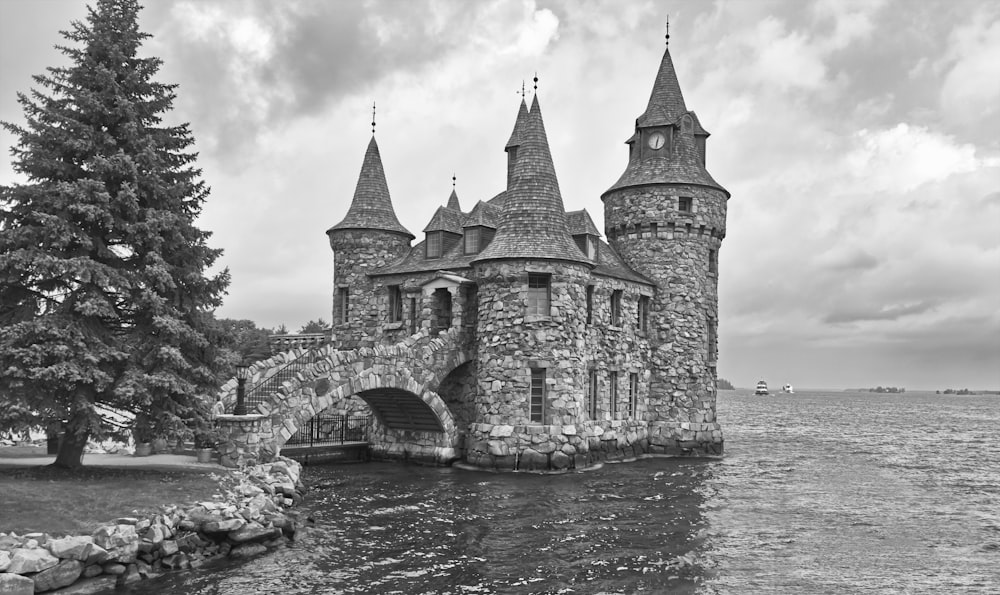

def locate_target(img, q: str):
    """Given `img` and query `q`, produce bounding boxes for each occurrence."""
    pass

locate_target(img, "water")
[126,390,1000,594]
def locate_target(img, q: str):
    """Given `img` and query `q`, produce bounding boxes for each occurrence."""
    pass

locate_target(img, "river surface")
[125,390,1000,594]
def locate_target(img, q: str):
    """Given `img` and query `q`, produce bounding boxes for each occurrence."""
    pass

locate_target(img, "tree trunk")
[52,427,88,469]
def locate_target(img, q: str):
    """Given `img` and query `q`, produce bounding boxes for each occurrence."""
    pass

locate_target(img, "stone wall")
[328,229,412,350]
[604,182,727,455]
[0,459,304,595]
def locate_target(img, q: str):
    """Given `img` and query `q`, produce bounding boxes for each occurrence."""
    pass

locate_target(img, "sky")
[1,0,998,391]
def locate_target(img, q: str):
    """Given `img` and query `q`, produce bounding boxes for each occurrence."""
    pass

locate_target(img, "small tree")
[0,0,229,468]
[300,319,331,334]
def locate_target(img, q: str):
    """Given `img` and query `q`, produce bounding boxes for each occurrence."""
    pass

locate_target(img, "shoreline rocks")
[0,458,305,594]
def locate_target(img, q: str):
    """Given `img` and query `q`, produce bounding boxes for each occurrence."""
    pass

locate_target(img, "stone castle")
[315,33,729,470]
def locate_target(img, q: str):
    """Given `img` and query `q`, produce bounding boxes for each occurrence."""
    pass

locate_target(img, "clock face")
[647,132,665,150]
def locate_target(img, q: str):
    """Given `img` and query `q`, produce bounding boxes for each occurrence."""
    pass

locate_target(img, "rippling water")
[126,390,1000,594]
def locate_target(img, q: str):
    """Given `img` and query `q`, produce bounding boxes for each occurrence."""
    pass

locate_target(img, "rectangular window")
[610,290,623,327]
[530,368,546,423]
[426,231,442,258]
[708,316,717,362]
[409,297,417,334]
[628,373,638,418]
[464,227,480,254]
[589,369,599,419]
[678,196,693,212]
[637,295,649,333]
[709,249,718,274]
[527,273,551,317]
[586,285,594,325]
[388,285,402,323]
[337,287,349,324]
[609,371,618,419]
[650,222,658,238]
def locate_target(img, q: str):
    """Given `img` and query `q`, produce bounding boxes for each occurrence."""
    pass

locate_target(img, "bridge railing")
[240,346,326,413]
[285,414,370,447]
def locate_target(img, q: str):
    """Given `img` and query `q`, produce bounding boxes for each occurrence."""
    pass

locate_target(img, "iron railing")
[240,347,325,412]
[285,414,370,447]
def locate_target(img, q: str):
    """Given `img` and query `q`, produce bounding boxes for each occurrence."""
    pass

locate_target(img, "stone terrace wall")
[0,459,305,595]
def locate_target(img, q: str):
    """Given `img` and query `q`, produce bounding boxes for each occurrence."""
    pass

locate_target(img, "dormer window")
[426,231,442,258]
[574,235,598,259]
[464,227,480,254]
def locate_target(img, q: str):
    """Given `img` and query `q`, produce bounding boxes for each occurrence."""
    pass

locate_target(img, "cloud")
[939,7,1000,128]
[823,300,938,324]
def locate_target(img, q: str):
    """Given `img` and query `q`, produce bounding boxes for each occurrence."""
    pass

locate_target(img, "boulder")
[47,535,94,561]
[92,525,136,550]
[6,547,59,574]
[227,523,281,544]
[105,540,139,564]
[32,559,84,592]
[0,550,10,572]
[202,518,245,534]
[82,563,104,578]
[0,573,34,595]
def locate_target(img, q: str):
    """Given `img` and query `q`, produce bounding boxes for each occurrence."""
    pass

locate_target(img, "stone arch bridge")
[214,326,475,467]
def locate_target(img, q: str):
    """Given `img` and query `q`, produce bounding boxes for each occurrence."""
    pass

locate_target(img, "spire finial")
[665,16,670,45]
[371,101,376,135]
[452,173,456,189]
[533,72,538,92]
[521,80,526,98]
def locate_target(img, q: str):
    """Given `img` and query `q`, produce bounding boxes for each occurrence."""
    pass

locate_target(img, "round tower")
[469,93,595,471]
[601,35,728,455]
[327,135,414,350]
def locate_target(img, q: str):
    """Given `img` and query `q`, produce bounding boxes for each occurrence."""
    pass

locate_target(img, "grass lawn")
[0,464,228,535]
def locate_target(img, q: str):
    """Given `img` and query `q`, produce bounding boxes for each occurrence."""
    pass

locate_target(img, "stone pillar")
[214,414,272,468]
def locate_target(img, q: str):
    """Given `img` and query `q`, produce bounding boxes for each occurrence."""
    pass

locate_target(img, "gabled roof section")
[422,205,465,234]
[463,200,501,229]
[505,98,529,150]
[327,136,414,238]
[637,46,687,128]
[567,209,601,237]
[593,239,655,286]
[473,95,592,266]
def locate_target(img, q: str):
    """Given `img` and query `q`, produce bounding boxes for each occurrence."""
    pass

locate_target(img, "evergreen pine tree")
[0,0,230,468]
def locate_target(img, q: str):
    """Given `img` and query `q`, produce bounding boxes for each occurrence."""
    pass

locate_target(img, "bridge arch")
[243,327,474,464]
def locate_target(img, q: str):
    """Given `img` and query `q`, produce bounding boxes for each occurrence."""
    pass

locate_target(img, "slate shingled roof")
[505,98,529,150]
[327,136,414,238]
[593,240,655,286]
[473,95,592,266]
[636,45,705,135]
[463,200,501,229]
[603,127,729,197]
[422,205,466,234]
[446,189,461,211]
[567,209,601,237]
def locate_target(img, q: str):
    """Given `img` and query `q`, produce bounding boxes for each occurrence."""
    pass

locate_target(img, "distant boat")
[781,384,794,394]
[755,380,769,395]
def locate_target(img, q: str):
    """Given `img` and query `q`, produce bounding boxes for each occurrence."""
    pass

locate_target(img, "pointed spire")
[637,41,687,127]
[327,136,414,238]
[505,95,530,150]
[446,175,461,211]
[474,94,591,265]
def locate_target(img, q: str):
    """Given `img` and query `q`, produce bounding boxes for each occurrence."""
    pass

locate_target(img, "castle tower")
[468,93,595,469]
[327,135,414,349]
[601,33,728,455]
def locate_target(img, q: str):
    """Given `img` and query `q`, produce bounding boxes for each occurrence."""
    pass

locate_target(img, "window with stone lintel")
[527,273,551,317]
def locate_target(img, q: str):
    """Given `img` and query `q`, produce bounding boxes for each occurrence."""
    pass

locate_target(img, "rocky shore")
[0,458,305,594]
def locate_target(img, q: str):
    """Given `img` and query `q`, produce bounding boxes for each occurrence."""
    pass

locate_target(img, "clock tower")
[601,30,729,455]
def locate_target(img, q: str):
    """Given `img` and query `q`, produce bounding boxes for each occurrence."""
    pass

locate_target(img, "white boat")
[781,384,794,394]
[754,380,769,395]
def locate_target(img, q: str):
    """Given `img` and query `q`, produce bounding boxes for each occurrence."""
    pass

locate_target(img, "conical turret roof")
[505,97,529,150]
[474,95,591,265]
[637,45,687,128]
[327,136,414,238]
